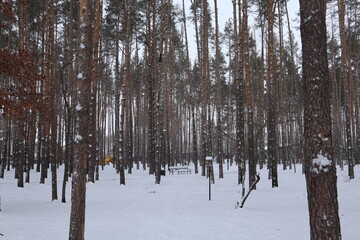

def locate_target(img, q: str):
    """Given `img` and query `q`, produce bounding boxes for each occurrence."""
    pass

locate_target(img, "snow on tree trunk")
[300,0,342,239]
[69,0,92,239]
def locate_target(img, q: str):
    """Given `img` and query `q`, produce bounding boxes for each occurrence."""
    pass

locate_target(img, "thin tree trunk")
[233,0,244,190]
[201,0,210,178]
[338,0,354,179]
[285,1,298,172]
[243,0,255,189]
[124,0,133,175]
[329,18,343,169]
[146,0,155,175]
[16,0,26,189]
[267,0,278,188]
[114,5,125,185]
[88,0,101,183]
[49,0,58,201]
[278,2,287,170]
[214,0,223,179]
[258,8,265,170]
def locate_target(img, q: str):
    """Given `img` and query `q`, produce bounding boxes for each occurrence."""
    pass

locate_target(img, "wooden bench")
[169,166,191,175]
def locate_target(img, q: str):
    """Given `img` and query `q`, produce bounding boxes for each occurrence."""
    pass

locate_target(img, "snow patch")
[77,73,83,79]
[312,155,331,174]
[76,104,82,111]
[75,135,83,143]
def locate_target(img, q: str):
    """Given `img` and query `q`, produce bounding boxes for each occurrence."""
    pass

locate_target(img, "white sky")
[173,0,301,62]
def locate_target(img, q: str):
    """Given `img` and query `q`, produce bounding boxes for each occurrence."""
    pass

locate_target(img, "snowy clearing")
[1,164,359,240]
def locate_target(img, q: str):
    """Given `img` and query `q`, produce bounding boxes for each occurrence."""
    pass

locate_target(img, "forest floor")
[0,163,359,240]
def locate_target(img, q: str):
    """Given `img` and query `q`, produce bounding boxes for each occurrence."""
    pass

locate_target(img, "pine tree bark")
[124,0,133,175]
[201,0,210,177]
[257,5,265,170]
[113,5,125,185]
[338,0,354,179]
[300,0,341,239]
[120,87,126,184]
[14,0,26,188]
[278,2,287,170]
[214,0,223,179]
[267,0,278,188]
[49,0,58,201]
[146,0,156,175]
[69,0,92,238]
[233,0,244,189]
[88,0,101,183]
[242,0,255,189]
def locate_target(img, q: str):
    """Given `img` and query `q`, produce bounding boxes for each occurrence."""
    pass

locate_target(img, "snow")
[77,73,83,79]
[76,104,82,111]
[0,164,359,240]
[74,134,82,143]
[312,154,331,173]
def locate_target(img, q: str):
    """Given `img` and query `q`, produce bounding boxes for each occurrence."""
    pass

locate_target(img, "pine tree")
[267,0,278,188]
[49,0,58,201]
[242,0,256,189]
[300,0,341,238]
[338,0,354,179]
[214,0,223,179]
[69,0,92,239]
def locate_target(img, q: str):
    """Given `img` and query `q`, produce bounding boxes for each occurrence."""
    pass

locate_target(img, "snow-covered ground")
[1,163,359,240]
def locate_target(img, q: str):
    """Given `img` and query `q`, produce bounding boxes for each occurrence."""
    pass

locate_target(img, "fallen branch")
[237,173,260,208]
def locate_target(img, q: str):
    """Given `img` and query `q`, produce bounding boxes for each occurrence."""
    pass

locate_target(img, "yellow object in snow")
[104,154,114,164]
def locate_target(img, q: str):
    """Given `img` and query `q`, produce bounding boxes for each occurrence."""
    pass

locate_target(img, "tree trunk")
[257,6,265,170]
[124,0,133,175]
[183,0,198,174]
[338,0,354,179]
[68,0,92,239]
[329,21,343,169]
[300,0,342,239]
[49,0,58,201]
[214,0,223,179]
[278,2,287,171]
[15,0,26,189]
[146,0,155,175]
[243,0,255,189]
[114,6,125,185]
[285,1,298,171]
[88,0,101,183]
[267,0,278,188]
[201,0,210,178]
[233,0,245,190]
